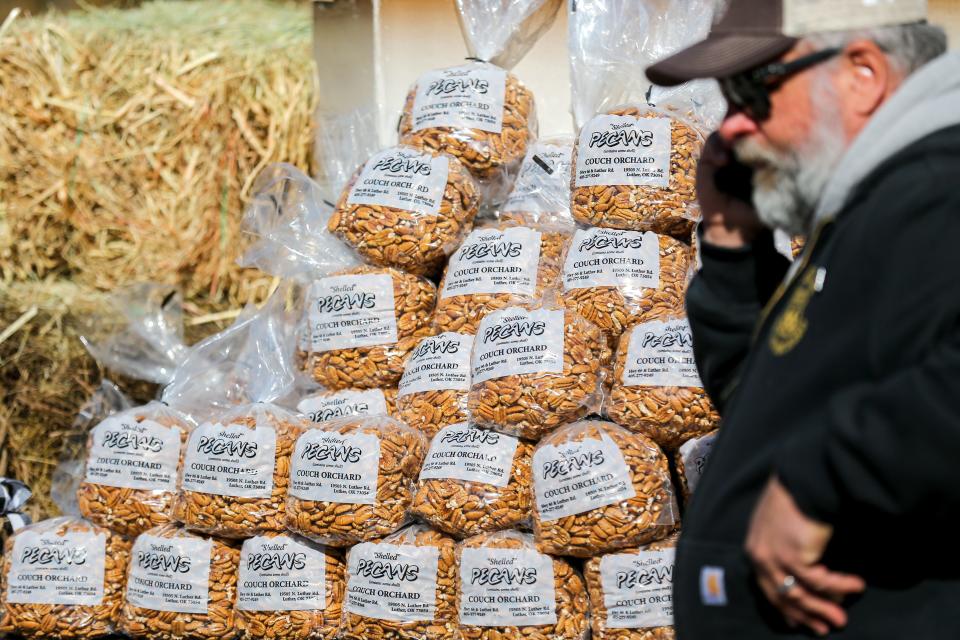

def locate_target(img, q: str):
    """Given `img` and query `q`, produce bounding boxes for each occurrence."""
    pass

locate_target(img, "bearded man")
[645,1,959,638]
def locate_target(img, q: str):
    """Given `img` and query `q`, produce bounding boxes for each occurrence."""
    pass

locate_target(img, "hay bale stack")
[0,0,317,310]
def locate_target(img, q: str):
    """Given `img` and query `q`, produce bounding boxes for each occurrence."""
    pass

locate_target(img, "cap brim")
[646,34,798,86]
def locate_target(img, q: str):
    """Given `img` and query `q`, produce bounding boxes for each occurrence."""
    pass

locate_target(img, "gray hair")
[806,22,948,77]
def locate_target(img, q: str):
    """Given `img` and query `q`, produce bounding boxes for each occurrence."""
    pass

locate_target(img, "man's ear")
[839,39,897,118]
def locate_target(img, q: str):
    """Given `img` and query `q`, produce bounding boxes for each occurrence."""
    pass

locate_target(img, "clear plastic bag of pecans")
[286,416,427,546]
[457,530,590,640]
[119,523,240,640]
[0,517,130,640]
[297,265,438,390]
[433,216,572,335]
[499,136,575,227]
[329,145,481,277]
[77,401,190,537]
[531,420,678,558]
[398,61,536,206]
[674,430,718,505]
[584,532,679,640]
[164,291,303,539]
[468,300,612,440]
[605,316,719,451]
[296,387,400,423]
[396,332,473,438]
[560,229,692,346]
[235,532,346,640]
[571,105,706,240]
[411,422,533,537]
[174,403,302,538]
[341,524,459,640]
[237,164,438,392]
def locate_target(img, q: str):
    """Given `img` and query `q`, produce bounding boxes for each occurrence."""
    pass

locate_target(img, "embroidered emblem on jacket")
[769,267,819,356]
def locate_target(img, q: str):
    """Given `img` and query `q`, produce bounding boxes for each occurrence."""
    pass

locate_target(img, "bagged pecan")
[584,532,679,640]
[341,524,458,640]
[236,532,346,640]
[468,302,611,440]
[396,332,473,438]
[411,423,532,537]
[119,523,239,640]
[399,61,536,205]
[605,317,719,451]
[434,219,571,335]
[457,530,589,640]
[175,404,301,538]
[561,229,691,344]
[77,402,189,537]
[297,266,437,390]
[297,387,399,423]
[329,145,480,277]
[238,170,437,391]
[0,517,130,640]
[286,416,426,546]
[674,430,717,506]
[532,420,677,557]
[571,105,705,239]
[406,0,563,202]
[500,137,575,226]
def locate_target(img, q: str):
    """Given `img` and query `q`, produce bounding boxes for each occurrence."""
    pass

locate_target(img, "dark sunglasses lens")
[722,76,770,121]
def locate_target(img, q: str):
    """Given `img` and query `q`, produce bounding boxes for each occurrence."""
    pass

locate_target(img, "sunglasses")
[719,48,841,121]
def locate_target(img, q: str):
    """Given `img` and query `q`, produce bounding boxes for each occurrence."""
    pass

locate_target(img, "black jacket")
[675,124,960,639]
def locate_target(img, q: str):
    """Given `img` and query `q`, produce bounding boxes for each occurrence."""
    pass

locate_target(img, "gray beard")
[733,94,847,236]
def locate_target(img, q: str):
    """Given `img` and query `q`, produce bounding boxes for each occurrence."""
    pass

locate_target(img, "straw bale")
[0,0,317,310]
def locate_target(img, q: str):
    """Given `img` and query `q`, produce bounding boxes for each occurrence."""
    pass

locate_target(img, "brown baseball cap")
[647,0,928,86]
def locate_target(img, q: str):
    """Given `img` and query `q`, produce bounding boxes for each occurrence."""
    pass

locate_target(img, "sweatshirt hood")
[814,52,960,225]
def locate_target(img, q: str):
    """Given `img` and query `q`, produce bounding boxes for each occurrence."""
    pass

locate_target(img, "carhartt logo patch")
[700,566,727,606]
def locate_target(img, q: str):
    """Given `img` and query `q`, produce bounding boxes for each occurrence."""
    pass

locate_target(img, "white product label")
[503,143,573,213]
[600,549,676,628]
[303,274,398,353]
[412,64,507,133]
[238,535,326,611]
[533,433,636,521]
[472,307,564,384]
[399,332,473,397]
[84,416,181,491]
[297,389,390,423]
[441,227,541,299]
[563,228,660,291]
[623,319,703,387]
[678,431,717,496]
[575,115,671,188]
[126,534,211,614]
[419,423,518,487]
[348,147,449,215]
[346,543,440,622]
[181,422,277,499]
[459,548,557,627]
[7,531,106,606]
[290,430,380,504]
